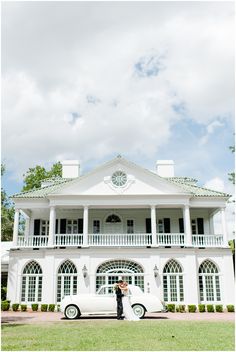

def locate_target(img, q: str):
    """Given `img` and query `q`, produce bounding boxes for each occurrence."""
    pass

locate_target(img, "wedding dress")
[122,291,140,321]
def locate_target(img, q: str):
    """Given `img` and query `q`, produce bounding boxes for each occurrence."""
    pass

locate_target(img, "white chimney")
[156,160,174,177]
[61,160,80,178]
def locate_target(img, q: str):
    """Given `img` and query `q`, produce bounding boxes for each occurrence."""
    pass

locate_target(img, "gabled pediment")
[48,157,190,197]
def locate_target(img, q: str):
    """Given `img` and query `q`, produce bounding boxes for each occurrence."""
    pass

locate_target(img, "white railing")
[157,233,185,246]
[192,235,223,247]
[17,236,48,247]
[54,234,83,246]
[88,233,152,246]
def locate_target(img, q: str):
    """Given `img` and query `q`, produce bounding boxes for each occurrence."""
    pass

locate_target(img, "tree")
[228,145,235,185]
[1,164,14,241]
[22,162,62,192]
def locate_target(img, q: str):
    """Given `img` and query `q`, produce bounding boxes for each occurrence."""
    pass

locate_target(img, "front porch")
[17,232,224,248]
[13,206,227,249]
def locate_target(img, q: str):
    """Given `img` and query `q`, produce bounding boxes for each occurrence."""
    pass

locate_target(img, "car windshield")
[97,286,114,295]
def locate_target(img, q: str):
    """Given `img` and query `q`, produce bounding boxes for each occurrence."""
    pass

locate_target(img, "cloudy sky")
[2,1,235,236]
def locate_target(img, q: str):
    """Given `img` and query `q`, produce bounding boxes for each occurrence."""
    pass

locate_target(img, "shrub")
[12,303,19,311]
[176,304,185,313]
[207,304,214,312]
[56,304,60,312]
[198,304,205,313]
[48,304,55,312]
[31,304,38,311]
[41,304,48,312]
[1,301,10,311]
[215,304,223,313]
[1,287,7,301]
[188,305,197,313]
[166,304,175,312]
[20,304,27,312]
[227,305,234,312]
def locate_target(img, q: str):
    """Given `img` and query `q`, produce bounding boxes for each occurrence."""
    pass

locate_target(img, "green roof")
[11,174,229,199]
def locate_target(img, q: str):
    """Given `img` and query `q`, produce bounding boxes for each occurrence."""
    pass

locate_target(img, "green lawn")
[1,320,235,351]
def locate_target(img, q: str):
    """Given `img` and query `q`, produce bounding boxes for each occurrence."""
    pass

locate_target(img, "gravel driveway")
[1,311,234,324]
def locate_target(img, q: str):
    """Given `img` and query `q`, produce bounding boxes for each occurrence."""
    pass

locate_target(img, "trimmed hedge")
[206,304,214,312]
[166,304,175,312]
[12,303,20,312]
[57,304,61,312]
[176,304,185,313]
[215,304,223,313]
[227,305,234,312]
[41,304,48,312]
[31,304,38,311]
[198,304,205,313]
[48,304,55,312]
[188,305,197,313]
[21,304,27,312]
[1,301,10,311]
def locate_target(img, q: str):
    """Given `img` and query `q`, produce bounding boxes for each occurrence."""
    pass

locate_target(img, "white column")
[24,217,30,240]
[183,205,192,246]
[13,208,20,246]
[48,206,56,246]
[209,215,214,235]
[151,206,158,247]
[220,207,228,247]
[83,206,89,247]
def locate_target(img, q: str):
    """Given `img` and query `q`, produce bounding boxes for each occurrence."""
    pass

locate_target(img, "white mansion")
[7,156,234,306]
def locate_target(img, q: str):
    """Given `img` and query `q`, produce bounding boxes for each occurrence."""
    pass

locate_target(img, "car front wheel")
[65,305,80,319]
[132,304,146,318]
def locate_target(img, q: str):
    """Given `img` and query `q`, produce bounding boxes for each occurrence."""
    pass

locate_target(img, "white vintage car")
[61,284,165,319]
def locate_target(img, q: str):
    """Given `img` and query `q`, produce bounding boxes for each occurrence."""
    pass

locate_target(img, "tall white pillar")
[209,214,214,235]
[48,206,56,246]
[151,206,158,247]
[183,205,192,246]
[24,217,30,240]
[83,206,89,247]
[13,208,20,246]
[220,208,228,247]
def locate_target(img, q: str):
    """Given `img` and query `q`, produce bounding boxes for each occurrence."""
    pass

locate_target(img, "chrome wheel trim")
[132,304,145,318]
[65,305,78,319]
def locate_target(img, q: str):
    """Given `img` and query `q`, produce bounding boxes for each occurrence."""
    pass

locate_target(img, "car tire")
[64,305,80,319]
[132,304,146,318]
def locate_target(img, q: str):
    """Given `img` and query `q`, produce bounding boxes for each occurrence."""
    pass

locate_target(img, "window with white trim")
[41,220,49,236]
[96,260,144,293]
[57,260,77,302]
[93,220,100,234]
[66,220,78,234]
[163,259,184,302]
[127,220,134,234]
[21,261,42,303]
[198,260,221,302]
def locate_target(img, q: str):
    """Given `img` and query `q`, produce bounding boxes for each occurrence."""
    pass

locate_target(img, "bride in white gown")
[119,282,140,321]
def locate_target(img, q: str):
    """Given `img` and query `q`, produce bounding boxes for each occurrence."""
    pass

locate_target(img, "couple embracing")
[114,280,140,321]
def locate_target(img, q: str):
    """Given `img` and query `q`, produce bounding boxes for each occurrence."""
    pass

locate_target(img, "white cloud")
[2,2,234,181]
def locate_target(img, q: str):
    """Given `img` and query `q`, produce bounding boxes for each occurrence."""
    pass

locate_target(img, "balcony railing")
[88,233,152,246]
[157,233,185,246]
[192,235,223,247]
[16,233,224,248]
[55,234,83,246]
[17,236,48,247]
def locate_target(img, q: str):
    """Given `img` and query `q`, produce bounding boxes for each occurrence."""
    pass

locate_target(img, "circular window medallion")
[111,171,127,187]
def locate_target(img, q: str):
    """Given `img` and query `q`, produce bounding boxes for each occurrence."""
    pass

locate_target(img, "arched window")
[21,261,42,303]
[105,214,121,223]
[163,259,184,302]
[198,260,221,302]
[57,260,77,302]
[96,260,144,293]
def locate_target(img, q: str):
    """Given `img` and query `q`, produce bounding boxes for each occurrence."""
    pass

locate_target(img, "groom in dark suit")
[115,280,124,320]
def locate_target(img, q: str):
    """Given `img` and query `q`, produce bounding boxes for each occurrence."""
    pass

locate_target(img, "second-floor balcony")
[17,232,224,248]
